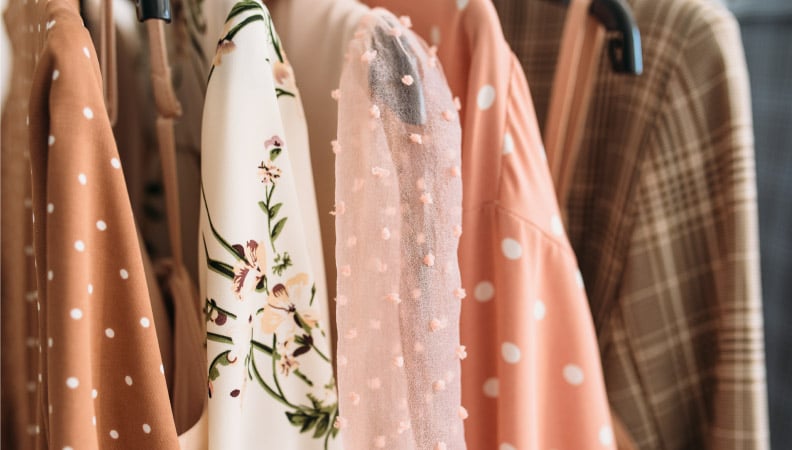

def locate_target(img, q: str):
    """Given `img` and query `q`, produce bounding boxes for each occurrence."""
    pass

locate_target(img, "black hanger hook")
[135,0,172,23]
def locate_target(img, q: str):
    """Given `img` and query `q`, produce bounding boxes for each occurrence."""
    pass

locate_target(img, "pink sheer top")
[334,9,466,450]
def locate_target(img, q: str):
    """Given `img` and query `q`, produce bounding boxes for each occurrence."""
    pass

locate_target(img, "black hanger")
[370,20,427,126]
[552,0,643,75]
[134,0,172,22]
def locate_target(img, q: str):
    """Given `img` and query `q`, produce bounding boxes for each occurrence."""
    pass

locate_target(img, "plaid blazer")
[492,0,770,448]
[727,3,792,449]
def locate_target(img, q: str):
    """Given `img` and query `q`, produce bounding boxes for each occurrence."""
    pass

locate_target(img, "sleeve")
[199,2,340,448]
[27,9,180,449]
[611,6,768,449]
[334,11,467,450]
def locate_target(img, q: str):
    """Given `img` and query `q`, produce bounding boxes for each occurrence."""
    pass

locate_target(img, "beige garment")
[271,0,369,362]
[1,1,46,448]
[270,0,368,308]
[494,0,769,448]
[26,1,180,448]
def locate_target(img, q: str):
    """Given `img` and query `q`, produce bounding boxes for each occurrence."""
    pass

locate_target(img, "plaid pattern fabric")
[730,6,792,449]
[493,0,769,449]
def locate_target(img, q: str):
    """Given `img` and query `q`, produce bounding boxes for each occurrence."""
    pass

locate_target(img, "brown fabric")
[555,14,605,212]
[147,19,205,434]
[26,1,180,448]
[543,0,590,187]
[1,1,47,448]
[494,0,769,448]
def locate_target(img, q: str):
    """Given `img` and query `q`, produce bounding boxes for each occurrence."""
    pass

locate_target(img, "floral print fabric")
[199,2,340,449]
[334,10,466,450]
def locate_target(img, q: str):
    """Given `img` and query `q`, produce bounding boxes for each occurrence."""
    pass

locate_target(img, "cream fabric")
[270,0,369,310]
[199,2,340,448]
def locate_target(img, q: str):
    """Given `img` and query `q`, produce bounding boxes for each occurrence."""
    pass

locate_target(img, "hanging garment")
[199,2,340,448]
[78,1,207,437]
[270,0,371,362]
[493,0,769,449]
[724,1,792,447]
[199,0,330,348]
[333,10,466,450]
[1,1,44,447]
[359,1,614,449]
[26,0,180,448]
[270,0,370,334]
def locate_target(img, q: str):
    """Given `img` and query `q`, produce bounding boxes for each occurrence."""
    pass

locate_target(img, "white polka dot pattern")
[24,10,181,447]
[599,425,614,446]
[474,281,495,301]
[483,378,499,398]
[430,25,441,45]
[502,132,514,155]
[534,299,546,320]
[501,342,521,364]
[476,85,496,110]
[563,364,585,385]
[501,238,523,260]
[550,214,564,236]
[66,377,79,389]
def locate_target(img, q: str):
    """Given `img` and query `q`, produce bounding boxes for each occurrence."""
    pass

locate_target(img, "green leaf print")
[271,217,287,241]
[270,147,282,160]
[269,202,283,219]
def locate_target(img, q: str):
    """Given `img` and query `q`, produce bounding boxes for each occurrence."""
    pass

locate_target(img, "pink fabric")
[334,9,466,450]
[360,0,616,449]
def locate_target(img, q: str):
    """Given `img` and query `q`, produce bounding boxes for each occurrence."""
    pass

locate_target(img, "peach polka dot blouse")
[361,0,616,448]
[26,1,180,448]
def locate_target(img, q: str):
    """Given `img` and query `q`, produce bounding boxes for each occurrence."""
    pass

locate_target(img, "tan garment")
[26,1,180,448]
[1,1,46,447]
[494,0,769,448]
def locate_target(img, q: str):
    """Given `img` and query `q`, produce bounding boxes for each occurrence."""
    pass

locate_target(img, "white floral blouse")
[199,1,339,449]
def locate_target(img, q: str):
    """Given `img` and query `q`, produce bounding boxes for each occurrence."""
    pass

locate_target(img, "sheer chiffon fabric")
[335,10,466,450]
